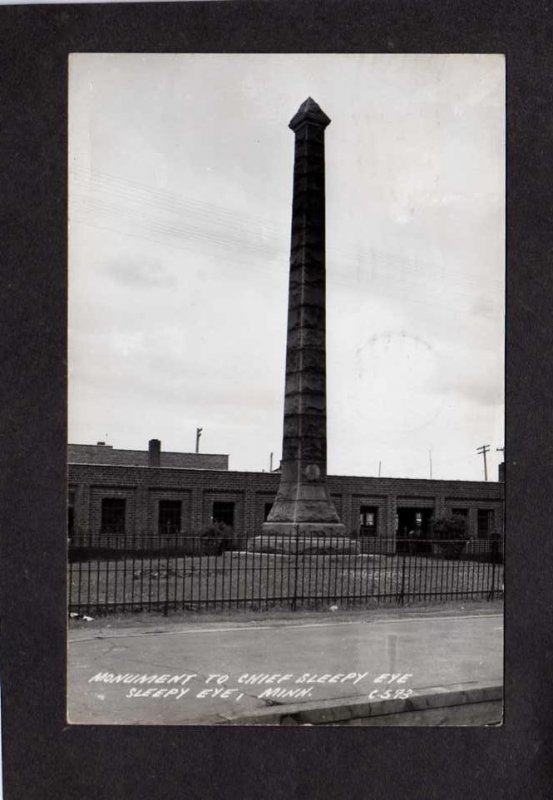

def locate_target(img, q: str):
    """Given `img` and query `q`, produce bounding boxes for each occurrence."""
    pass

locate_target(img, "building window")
[264,502,273,521]
[158,500,181,534]
[359,506,378,537]
[212,501,235,529]
[477,509,494,539]
[101,498,126,534]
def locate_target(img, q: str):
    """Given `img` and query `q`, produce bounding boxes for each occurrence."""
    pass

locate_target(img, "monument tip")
[289,97,331,131]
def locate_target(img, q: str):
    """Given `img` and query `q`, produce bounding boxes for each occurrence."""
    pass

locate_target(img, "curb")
[217,682,503,726]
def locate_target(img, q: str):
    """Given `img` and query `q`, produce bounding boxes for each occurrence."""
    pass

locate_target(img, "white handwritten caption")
[88,671,414,702]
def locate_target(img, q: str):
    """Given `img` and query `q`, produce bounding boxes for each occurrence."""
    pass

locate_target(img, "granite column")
[261,98,346,544]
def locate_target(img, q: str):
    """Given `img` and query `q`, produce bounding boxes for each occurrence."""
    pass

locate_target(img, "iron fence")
[67,534,504,616]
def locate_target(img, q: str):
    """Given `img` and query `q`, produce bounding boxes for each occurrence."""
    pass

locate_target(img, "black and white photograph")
[66,53,505,726]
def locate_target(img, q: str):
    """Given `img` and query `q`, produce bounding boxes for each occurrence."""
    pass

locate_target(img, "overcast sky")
[68,53,504,481]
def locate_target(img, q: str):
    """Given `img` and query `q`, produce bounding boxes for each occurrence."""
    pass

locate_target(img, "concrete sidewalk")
[67,604,503,725]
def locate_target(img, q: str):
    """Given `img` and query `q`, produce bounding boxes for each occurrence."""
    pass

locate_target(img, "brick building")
[68,440,504,552]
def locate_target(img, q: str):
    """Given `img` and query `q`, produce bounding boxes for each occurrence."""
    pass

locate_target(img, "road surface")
[68,607,503,724]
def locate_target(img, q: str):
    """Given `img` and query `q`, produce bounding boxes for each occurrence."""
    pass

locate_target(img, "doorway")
[396,507,433,554]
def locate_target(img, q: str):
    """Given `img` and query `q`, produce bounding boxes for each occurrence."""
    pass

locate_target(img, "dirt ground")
[69,597,503,631]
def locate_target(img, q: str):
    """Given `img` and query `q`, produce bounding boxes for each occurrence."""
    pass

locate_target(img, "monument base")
[249,524,360,555]
[261,521,346,538]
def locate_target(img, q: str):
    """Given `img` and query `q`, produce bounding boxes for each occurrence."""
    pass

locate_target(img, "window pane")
[101,498,126,533]
[213,501,235,528]
[158,500,181,534]
[477,509,493,538]
[359,505,378,536]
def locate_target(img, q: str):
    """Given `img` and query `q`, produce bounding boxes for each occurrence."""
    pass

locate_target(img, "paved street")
[68,606,503,725]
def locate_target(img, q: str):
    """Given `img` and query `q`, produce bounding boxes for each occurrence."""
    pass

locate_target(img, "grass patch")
[68,551,504,615]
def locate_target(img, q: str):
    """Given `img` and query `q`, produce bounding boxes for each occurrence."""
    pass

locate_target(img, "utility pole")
[195,427,203,453]
[477,444,490,481]
[378,461,382,477]
[429,450,433,479]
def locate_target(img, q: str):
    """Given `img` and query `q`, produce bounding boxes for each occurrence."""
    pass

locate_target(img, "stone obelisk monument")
[253,98,356,554]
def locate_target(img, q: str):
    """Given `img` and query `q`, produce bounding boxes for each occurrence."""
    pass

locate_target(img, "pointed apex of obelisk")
[289,97,331,132]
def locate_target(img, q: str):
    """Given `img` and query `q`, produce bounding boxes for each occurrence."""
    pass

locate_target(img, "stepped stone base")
[262,521,346,538]
[248,530,360,556]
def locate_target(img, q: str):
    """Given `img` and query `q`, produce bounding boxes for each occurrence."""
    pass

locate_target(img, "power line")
[70,165,503,298]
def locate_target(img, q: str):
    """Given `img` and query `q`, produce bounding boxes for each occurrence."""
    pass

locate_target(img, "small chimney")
[498,461,505,482]
[148,439,161,467]
[97,441,105,446]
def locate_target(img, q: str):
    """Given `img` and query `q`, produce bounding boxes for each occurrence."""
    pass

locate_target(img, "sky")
[68,53,504,481]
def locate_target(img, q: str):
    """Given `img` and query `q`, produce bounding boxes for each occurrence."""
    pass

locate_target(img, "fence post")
[398,547,406,605]
[488,542,497,601]
[164,535,170,617]
[291,524,300,611]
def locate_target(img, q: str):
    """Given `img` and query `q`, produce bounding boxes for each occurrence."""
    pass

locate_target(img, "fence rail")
[68,534,504,616]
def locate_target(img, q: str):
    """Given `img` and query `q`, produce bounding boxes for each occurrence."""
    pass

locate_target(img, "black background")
[1,1,552,798]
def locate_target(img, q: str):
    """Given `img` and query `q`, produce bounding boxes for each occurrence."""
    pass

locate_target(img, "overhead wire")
[70,165,503,298]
